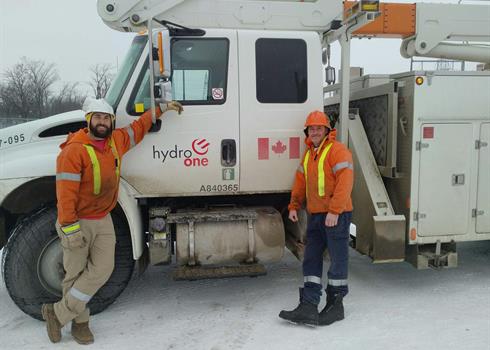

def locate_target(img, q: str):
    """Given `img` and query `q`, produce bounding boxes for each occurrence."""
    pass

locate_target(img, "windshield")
[105,35,147,109]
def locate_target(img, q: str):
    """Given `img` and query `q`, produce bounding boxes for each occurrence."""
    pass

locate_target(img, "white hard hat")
[82,98,114,117]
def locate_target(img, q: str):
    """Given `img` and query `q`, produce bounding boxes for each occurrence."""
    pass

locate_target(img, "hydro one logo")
[192,139,210,155]
[152,139,210,167]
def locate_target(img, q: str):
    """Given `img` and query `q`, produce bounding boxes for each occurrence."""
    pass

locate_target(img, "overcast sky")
[0,0,135,94]
[0,0,480,95]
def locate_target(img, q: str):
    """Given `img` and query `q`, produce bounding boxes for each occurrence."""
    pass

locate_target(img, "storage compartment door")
[476,123,490,234]
[417,123,472,236]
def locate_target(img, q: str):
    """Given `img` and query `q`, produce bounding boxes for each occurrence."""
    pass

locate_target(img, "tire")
[1,206,134,321]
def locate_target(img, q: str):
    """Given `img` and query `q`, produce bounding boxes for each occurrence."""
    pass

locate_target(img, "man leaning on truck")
[41,98,182,344]
[279,110,354,327]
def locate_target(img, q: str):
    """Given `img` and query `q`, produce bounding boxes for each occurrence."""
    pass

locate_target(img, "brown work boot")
[72,321,94,345]
[41,304,62,343]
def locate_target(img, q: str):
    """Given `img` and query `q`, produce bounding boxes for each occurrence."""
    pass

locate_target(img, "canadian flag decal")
[258,137,300,160]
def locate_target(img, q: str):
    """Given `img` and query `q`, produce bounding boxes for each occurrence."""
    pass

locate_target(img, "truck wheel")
[1,206,134,321]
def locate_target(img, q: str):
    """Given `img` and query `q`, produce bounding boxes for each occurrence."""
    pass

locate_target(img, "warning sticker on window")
[212,88,224,100]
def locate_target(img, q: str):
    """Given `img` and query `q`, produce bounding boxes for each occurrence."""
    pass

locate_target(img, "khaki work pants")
[54,215,116,326]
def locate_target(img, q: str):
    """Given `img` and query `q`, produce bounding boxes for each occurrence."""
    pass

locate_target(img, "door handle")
[452,174,465,186]
[221,139,236,167]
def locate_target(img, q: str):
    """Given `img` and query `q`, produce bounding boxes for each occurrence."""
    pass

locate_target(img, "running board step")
[173,264,267,281]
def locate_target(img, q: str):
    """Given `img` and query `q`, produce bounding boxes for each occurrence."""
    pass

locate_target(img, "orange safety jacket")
[288,129,354,215]
[56,108,159,225]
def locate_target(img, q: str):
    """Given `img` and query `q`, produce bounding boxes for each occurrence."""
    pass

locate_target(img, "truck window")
[255,38,307,103]
[127,38,229,115]
[38,121,87,138]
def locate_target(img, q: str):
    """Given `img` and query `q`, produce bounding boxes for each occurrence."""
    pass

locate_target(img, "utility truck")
[1,0,489,320]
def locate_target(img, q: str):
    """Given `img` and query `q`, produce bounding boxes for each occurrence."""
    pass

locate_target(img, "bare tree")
[1,59,33,118]
[89,63,114,98]
[0,80,16,117]
[48,82,87,116]
[0,57,58,118]
[27,59,59,116]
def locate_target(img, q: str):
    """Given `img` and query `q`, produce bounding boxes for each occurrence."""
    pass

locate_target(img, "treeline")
[0,57,114,119]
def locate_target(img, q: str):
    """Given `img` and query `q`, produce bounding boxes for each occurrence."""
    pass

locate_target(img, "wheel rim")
[37,236,64,297]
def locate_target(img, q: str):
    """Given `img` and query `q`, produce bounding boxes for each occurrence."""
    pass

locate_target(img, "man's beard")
[89,122,112,139]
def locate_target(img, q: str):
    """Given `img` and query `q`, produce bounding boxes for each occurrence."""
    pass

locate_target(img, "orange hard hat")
[304,110,331,129]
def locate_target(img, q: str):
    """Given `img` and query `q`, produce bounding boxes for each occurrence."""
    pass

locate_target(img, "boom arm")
[346,2,490,64]
[401,3,490,64]
[97,0,343,33]
[99,0,490,64]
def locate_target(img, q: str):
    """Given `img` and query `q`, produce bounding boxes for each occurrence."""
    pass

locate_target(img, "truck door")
[237,31,324,192]
[476,122,490,234]
[416,123,473,237]
[121,30,240,196]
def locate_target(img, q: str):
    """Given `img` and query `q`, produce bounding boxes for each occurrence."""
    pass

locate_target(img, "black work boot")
[318,292,344,326]
[279,288,319,326]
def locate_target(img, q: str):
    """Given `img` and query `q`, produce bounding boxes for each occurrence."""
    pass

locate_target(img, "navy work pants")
[302,211,352,305]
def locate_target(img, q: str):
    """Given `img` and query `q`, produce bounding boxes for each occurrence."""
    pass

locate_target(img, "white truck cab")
[0,26,325,320]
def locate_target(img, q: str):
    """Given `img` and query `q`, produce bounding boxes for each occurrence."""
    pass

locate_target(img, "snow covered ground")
[1,243,489,350]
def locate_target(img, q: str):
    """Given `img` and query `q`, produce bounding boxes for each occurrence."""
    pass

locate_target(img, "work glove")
[58,221,85,249]
[160,101,183,115]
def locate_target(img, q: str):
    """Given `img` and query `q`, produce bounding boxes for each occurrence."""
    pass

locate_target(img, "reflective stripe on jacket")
[288,130,354,215]
[55,108,157,225]
[82,137,120,195]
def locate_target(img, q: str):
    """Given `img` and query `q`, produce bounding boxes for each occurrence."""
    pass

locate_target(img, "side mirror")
[322,48,328,65]
[325,66,336,85]
[323,45,335,85]
[151,29,173,104]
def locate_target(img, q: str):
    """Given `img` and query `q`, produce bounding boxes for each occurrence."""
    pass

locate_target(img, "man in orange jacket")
[279,110,353,327]
[41,98,182,344]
